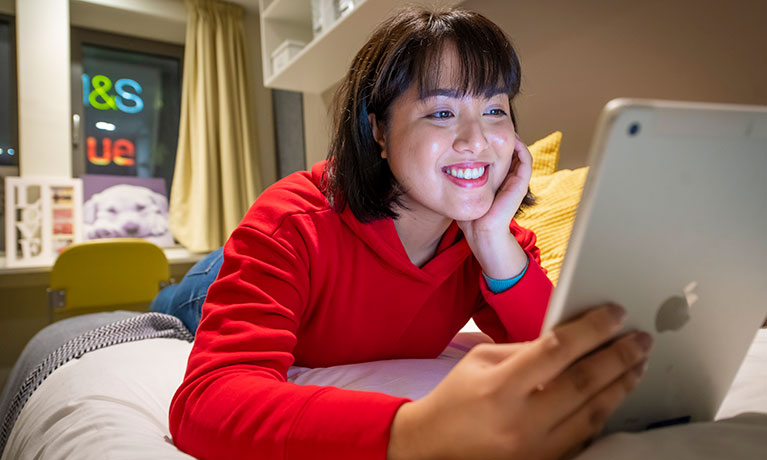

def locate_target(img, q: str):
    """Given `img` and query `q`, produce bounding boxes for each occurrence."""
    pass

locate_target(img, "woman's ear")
[368,113,387,158]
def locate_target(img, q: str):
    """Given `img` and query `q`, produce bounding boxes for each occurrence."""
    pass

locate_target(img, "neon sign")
[87,137,135,167]
[82,74,144,114]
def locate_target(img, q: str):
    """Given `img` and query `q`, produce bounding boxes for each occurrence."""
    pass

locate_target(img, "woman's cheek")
[488,129,513,151]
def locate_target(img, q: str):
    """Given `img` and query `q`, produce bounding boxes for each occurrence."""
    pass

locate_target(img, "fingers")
[514,138,533,167]
[497,139,532,198]
[512,138,533,175]
[496,304,626,393]
[542,360,646,458]
[463,342,523,367]
[528,330,652,422]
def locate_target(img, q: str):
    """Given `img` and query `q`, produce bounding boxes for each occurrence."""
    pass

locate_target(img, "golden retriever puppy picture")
[83,184,174,246]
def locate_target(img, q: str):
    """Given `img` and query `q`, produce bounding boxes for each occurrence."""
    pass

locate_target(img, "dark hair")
[324,6,533,221]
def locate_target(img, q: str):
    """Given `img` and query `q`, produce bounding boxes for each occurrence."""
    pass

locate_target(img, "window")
[0,14,18,253]
[0,15,17,169]
[71,28,183,196]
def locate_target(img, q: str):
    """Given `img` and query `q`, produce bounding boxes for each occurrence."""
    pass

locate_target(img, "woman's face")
[372,47,517,223]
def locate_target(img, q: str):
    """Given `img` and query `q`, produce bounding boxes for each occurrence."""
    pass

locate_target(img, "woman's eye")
[429,110,454,119]
[486,108,508,117]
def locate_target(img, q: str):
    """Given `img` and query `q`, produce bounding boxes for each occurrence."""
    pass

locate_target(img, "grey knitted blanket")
[0,312,193,456]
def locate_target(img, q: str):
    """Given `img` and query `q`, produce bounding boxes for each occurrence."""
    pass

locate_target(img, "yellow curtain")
[170,0,262,252]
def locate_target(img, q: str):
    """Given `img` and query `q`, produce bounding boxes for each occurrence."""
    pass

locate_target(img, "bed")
[2,132,765,459]
[0,313,765,460]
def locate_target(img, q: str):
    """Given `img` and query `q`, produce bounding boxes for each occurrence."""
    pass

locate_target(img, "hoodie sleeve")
[472,221,554,343]
[168,221,409,460]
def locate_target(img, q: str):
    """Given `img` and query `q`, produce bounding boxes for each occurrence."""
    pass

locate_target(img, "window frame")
[0,13,18,255]
[70,26,184,178]
[0,12,19,177]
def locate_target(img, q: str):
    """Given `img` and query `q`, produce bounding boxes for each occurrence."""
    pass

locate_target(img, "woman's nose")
[452,118,489,155]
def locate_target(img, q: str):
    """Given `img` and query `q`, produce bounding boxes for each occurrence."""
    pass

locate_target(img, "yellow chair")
[47,238,172,322]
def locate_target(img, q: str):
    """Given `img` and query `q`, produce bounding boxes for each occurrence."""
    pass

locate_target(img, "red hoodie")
[169,161,553,459]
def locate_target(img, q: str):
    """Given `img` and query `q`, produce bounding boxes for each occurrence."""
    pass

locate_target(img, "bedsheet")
[2,322,766,459]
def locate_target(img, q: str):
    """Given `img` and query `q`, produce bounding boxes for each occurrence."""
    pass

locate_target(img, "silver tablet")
[541,99,767,433]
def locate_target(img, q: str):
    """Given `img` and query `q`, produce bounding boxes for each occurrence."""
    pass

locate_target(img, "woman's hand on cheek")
[387,305,653,460]
[457,137,534,279]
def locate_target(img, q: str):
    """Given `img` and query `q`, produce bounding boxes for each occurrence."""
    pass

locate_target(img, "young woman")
[168,6,652,459]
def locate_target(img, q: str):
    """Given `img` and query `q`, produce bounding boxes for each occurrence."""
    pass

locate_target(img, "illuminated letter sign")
[115,79,144,114]
[87,137,136,167]
[82,74,144,114]
[112,139,136,166]
[87,137,111,166]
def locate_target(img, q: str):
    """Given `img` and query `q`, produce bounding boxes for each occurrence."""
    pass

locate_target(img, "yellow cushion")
[517,167,588,285]
[528,131,562,177]
[518,131,588,286]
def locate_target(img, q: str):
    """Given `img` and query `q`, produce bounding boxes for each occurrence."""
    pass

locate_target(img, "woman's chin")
[450,202,493,222]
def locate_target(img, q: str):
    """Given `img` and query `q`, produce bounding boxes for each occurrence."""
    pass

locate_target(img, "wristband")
[482,258,529,294]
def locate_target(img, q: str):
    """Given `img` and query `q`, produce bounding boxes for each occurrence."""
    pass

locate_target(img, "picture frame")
[82,175,174,247]
[4,177,83,267]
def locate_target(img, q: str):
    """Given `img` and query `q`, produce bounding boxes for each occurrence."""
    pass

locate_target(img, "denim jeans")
[150,247,224,334]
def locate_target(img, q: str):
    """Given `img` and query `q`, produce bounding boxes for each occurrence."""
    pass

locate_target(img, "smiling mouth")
[445,166,485,179]
[441,164,490,188]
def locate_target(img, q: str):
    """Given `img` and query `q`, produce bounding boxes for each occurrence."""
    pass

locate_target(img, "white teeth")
[447,166,485,179]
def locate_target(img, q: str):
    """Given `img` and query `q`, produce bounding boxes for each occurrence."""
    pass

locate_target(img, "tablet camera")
[628,122,641,136]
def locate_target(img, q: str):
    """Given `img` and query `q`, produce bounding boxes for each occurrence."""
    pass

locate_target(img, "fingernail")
[633,359,649,378]
[635,332,653,352]
[607,304,626,324]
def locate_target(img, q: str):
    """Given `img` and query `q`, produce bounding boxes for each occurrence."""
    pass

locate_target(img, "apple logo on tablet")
[656,281,698,332]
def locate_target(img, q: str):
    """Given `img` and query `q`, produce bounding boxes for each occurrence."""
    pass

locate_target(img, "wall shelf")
[259,0,461,94]
[262,0,313,25]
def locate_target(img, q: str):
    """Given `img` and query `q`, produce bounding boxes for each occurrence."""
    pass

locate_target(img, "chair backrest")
[48,238,170,317]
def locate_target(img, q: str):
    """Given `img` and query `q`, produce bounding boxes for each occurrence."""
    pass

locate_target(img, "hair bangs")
[412,15,521,101]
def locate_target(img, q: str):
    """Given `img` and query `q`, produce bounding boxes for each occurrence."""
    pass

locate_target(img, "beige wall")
[464,0,767,169]
[245,11,277,186]
[16,0,72,177]
[69,0,186,44]
[0,0,12,14]
[302,0,766,170]
[303,84,338,167]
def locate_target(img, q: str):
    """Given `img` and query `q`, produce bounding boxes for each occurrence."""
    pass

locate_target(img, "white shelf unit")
[259,0,461,94]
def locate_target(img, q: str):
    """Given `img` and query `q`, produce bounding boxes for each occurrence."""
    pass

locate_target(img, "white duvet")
[3,330,766,460]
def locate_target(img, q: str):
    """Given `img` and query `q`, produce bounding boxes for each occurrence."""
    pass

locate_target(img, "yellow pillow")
[528,131,562,177]
[517,167,588,285]
[518,131,588,286]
